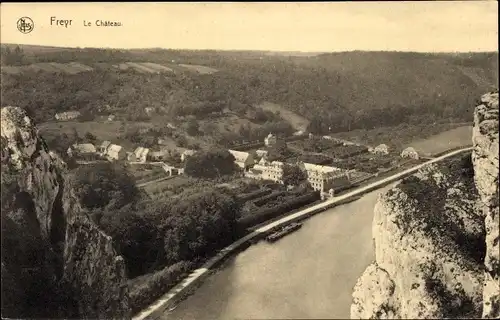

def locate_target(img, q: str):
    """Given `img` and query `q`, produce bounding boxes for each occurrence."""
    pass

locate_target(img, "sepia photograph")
[0,1,498,320]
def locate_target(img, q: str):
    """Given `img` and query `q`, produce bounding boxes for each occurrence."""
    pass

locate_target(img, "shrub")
[128,261,195,314]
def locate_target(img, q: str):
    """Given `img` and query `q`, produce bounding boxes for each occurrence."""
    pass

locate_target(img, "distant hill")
[1,44,498,138]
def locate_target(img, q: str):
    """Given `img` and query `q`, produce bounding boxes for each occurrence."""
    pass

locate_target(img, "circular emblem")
[17,17,34,34]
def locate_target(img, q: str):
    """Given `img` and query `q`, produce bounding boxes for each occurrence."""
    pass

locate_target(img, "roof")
[56,111,81,117]
[375,144,389,150]
[303,162,340,174]
[401,147,419,155]
[228,150,251,163]
[71,143,96,153]
[134,147,150,158]
[107,144,123,154]
[182,149,196,156]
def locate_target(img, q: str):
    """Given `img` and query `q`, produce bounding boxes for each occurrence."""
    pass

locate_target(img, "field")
[1,62,94,74]
[178,64,218,74]
[0,61,210,75]
[409,125,473,156]
[141,175,192,199]
[127,164,167,184]
[257,102,310,132]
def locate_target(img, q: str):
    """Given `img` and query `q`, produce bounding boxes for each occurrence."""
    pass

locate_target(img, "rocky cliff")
[472,92,499,318]
[351,91,499,319]
[1,106,131,319]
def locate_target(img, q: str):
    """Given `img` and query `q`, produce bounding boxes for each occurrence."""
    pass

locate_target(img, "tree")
[184,149,237,179]
[70,162,139,211]
[97,205,164,278]
[162,189,241,263]
[186,119,200,136]
[175,135,188,148]
[267,139,290,161]
[282,164,308,187]
[84,132,97,143]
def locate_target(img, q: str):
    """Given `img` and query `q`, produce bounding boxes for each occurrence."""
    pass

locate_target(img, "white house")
[401,147,419,160]
[106,144,126,161]
[301,162,351,194]
[372,144,390,155]
[264,133,277,147]
[55,111,81,121]
[128,147,150,163]
[255,149,268,158]
[181,149,196,162]
[67,143,96,158]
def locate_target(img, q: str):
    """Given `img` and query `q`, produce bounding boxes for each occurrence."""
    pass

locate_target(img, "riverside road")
[134,146,473,320]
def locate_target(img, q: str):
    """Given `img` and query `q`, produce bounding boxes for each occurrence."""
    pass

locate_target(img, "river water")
[163,184,396,320]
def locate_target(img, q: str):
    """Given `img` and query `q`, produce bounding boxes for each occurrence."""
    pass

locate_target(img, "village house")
[264,133,277,147]
[401,147,419,160]
[144,107,155,116]
[98,141,111,155]
[255,149,268,158]
[371,144,390,155]
[55,111,81,121]
[149,150,169,162]
[301,162,351,196]
[67,143,96,160]
[293,130,305,136]
[248,160,285,183]
[105,144,126,161]
[181,149,196,162]
[128,147,150,163]
[245,167,265,180]
[228,150,255,171]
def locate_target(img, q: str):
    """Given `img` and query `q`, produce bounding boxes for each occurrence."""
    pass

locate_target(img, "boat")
[167,304,178,312]
[265,222,302,243]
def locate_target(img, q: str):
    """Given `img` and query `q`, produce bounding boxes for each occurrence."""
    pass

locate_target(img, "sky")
[0,1,498,52]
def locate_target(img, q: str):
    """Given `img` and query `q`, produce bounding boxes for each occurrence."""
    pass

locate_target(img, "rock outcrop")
[1,106,130,319]
[351,91,499,319]
[472,92,499,318]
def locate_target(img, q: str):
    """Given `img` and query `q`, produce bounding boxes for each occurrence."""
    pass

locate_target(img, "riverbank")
[133,147,473,320]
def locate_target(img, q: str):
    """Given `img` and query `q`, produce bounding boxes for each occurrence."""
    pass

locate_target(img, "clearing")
[257,101,310,132]
[178,64,218,74]
[142,175,191,199]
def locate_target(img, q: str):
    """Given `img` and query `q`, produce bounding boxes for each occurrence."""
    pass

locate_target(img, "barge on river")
[265,222,302,243]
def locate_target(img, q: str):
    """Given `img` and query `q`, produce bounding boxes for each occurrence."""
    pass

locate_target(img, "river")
[162,183,396,320]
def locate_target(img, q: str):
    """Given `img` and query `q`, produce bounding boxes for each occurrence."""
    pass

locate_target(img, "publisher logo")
[17,17,34,34]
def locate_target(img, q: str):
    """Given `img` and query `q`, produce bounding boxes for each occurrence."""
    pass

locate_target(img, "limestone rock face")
[472,92,499,318]
[1,106,130,319]
[351,91,499,319]
[351,162,485,319]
